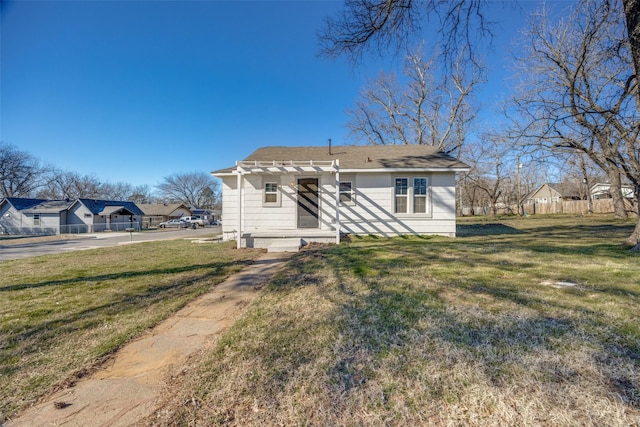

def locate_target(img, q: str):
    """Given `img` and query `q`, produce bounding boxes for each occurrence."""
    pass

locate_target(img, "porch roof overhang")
[99,206,136,216]
[235,160,339,175]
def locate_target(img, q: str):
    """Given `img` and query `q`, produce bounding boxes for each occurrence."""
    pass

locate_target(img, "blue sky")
[1,0,541,188]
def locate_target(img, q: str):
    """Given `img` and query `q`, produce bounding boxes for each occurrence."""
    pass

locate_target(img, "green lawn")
[0,239,262,421]
[149,215,640,426]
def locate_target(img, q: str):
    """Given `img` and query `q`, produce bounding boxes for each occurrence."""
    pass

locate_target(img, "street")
[0,226,221,261]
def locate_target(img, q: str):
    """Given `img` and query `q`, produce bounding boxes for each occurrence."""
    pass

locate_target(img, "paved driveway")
[0,227,221,261]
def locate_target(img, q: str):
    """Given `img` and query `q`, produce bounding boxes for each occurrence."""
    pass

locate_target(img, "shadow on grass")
[457,223,526,237]
[269,239,640,411]
[0,259,253,293]
[0,258,254,378]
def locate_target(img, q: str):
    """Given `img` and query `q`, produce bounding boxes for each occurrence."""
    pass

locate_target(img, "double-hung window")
[394,176,430,215]
[394,178,408,213]
[339,181,354,204]
[264,182,279,204]
[33,214,41,226]
[413,178,428,213]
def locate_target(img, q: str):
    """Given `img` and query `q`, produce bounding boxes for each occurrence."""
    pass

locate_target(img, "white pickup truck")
[180,216,205,228]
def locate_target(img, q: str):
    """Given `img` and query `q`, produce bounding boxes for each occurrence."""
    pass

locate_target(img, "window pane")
[265,182,277,203]
[414,196,426,213]
[395,178,408,195]
[395,196,407,213]
[339,182,352,192]
[339,181,352,203]
[414,178,427,195]
[265,183,277,193]
[265,193,277,203]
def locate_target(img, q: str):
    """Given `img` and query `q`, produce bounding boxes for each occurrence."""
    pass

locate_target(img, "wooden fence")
[462,199,637,216]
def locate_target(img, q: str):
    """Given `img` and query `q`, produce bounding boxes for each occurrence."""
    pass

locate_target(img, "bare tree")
[512,0,640,243]
[347,48,481,157]
[461,134,513,215]
[36,170,102,200]
[624,0,640,107]
[156,172,220,209]
[318,0,492,69]
[128,185,155,204]
[0,142,47,197]
[563,151,604,212]
[320,0,640,100]
[99,182,134,200]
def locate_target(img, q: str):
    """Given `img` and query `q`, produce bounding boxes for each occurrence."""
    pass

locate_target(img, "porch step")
[266,237,302,253]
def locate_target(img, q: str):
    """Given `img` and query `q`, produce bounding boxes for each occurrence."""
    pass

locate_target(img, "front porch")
[232,159,342,250]
[241,229,338,252]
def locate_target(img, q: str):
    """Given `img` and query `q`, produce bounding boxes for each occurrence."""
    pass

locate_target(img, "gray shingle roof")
[78,199,144,216]
[2,198,74,213]
[22,200,75,213]
[137,203,190,216]
[213,145,469,174]
[3,197,49,210]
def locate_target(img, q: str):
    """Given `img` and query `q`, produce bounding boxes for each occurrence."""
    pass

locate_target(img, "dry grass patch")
[0,240,262,421]
[149,215,640,426]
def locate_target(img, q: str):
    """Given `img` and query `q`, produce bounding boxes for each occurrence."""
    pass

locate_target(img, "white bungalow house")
[0,197,143,234]
[590,182,635,200]
[212,145,470,251]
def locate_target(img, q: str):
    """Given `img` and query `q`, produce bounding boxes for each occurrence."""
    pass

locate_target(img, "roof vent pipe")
[328,138,332,155]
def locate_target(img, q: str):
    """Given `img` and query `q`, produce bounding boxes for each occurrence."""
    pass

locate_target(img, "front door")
[297,178,319,228]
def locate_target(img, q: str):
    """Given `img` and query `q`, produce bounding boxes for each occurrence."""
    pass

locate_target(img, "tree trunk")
[623,0,640,106]
[627,185,640,247]
[627,217,640,248]
[623,0,640,246]
[607,169,629,219]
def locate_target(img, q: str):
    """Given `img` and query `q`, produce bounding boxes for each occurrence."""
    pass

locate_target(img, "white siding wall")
[36,214,63,229]
[0,206,63,233]
[0,205,20,230]
[220,171,458,241]
[68,204,94,225]
[317,175,338,231]
[339,172,456,236]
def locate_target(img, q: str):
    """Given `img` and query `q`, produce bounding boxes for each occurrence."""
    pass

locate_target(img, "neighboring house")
[70,199,144,232]
[138,203,192,227]
[213,145,470,251]
[0,197,143,234]
[590,182,635,200]
[524,183,568,205]
[0,198,73,234]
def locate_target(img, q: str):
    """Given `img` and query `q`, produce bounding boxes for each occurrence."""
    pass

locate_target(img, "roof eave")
[216,167,469,176]
[339,167,470,173]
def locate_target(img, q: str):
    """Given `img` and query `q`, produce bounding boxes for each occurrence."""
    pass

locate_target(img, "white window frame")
[394,177,409,214]
[33,214,41,226]
[393,176,431,216]
[339,181,355,205]
[263,181,281,206]
[413,177,428,214]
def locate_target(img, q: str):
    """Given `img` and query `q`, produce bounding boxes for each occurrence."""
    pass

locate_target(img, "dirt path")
[7,252,292,427]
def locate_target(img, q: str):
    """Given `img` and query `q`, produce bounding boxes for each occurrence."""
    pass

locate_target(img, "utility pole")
[516,156,522,216]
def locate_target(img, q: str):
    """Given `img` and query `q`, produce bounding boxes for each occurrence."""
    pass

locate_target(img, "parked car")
[158,219,189,228]
[180,216,205,227]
